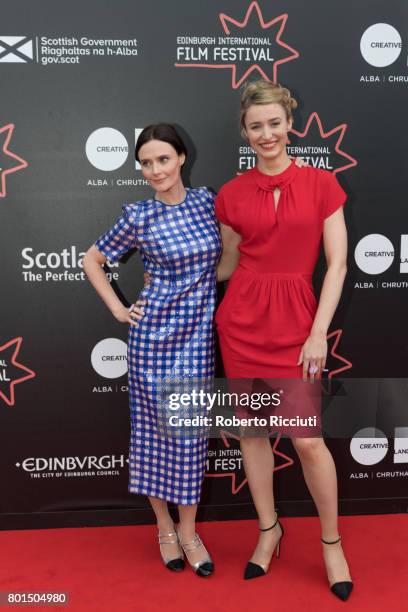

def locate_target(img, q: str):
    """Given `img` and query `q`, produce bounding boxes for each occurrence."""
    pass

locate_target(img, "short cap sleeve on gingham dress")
[95,204,139,262]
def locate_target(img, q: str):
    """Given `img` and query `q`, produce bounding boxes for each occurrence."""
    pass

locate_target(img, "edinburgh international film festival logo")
[0,338,36,407]
[0,124,28,198]
[288,114,357,175]
[175,1,299,88]
[238,112,358,176]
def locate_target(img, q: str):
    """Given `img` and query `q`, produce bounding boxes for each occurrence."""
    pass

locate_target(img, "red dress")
[215,162,346,437]
[215,161,346,379]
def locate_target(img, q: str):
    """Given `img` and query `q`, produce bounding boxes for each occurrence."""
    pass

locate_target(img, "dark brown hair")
[135,123,188,162]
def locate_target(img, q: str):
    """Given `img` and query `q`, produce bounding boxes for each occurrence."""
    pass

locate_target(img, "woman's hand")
[122,272,151,327]
[297,331,327,382]
[290,156,309,168]
[143,272,151,287]
[127,299,147,326]
[112,301,146,326]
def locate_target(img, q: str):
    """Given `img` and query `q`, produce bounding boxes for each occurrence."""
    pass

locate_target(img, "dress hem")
[128,485,201,506]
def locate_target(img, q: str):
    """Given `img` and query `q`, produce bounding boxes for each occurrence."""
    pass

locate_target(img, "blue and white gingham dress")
[95,187,221,505]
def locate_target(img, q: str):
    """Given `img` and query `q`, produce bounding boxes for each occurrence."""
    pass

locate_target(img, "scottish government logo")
[0,36,34,62]
[0,35,140,65]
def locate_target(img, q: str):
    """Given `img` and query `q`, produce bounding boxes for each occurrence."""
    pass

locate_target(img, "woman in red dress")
[215,80,353,600]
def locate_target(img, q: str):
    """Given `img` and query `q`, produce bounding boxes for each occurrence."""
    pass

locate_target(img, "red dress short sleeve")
[215,162,349,381]
[321,171,347,221]
[216,162,331,436]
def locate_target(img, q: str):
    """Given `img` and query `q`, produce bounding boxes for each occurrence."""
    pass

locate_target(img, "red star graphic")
[219,1,299,87]
[0,124,28,198]
[0,337,36,406]
[175,1,299,89]
[318,329,353,397]
[205,428,294,495]
[289,112,357,175]
[326,329,352,379]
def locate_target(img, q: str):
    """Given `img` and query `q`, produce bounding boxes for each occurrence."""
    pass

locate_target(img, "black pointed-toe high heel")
[244,512,284,580]
[177,532,214,577]
[158,530,185,572]
[321,535,353,601]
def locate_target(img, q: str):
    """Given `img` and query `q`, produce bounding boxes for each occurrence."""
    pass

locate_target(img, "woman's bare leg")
[178,504,209,566]
[148,496,181,561]
[291,437,352,584]
[240,431,283,567]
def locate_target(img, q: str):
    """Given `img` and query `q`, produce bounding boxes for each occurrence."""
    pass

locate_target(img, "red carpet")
[0,514,407,611]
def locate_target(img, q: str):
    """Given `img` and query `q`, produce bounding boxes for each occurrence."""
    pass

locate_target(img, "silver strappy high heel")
[177,532,214,577]
[158,530,185,572]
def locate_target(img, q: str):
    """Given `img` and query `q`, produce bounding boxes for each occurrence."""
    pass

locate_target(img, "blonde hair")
[240,80,298,138]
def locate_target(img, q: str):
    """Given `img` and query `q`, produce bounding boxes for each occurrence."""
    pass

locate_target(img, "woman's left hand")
[290,156,309,168]
[128,299,147,324]
[297,332,327,382]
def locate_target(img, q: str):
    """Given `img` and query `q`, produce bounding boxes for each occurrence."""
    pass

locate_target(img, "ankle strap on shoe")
[321,534,342,545]
[259,512,279,532]
[179,533,203,552]
[158,531,177,544]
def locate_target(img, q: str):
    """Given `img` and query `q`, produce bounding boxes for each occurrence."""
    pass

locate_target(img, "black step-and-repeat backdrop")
[1,1,408,529]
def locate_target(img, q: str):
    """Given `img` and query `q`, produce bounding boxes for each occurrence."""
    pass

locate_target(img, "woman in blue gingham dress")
[95,188,220,504]
[83,124,220,576]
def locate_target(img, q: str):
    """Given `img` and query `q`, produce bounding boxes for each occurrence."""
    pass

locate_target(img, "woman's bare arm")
[298,207,347,379]
[128,222,242,320]
[311,207,348,336]
[83,245,136,325]
[216,223,241,282]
